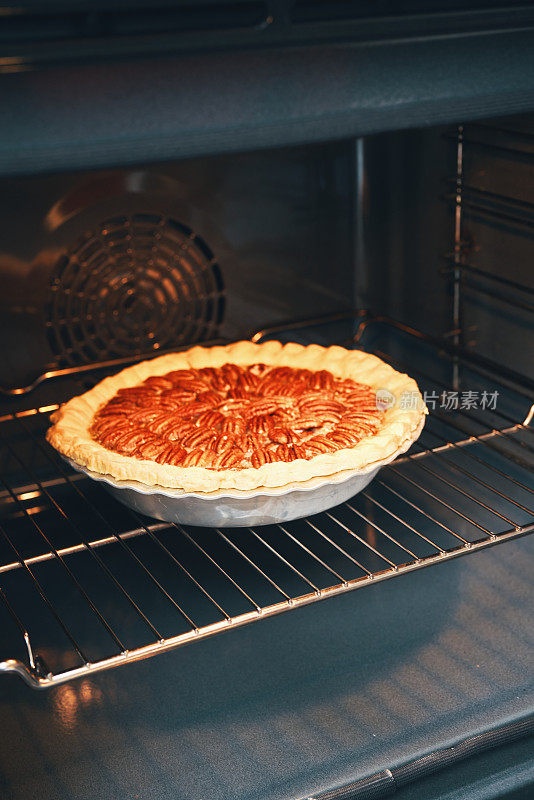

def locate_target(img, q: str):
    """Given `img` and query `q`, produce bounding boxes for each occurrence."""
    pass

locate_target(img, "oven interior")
[0,114,532,689]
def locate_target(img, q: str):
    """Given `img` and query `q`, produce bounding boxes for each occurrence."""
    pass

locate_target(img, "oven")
[0,3,533,799]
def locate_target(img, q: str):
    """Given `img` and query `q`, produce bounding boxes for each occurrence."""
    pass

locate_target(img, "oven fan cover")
[45,213,225,367]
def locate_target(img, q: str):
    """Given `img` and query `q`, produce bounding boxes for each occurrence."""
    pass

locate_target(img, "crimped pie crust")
[47,341,427,492]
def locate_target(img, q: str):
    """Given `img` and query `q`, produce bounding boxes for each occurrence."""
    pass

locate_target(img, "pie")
[46,341,427,492]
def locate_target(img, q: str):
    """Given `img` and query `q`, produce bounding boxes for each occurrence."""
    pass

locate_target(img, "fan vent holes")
[46,214,225,367]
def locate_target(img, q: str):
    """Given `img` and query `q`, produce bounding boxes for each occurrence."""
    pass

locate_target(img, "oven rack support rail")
[0,314,532,689]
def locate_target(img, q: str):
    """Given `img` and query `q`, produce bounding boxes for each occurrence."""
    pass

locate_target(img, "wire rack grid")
[0,314,532,688]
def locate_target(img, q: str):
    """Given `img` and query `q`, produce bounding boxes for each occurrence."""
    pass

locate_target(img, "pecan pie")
[47,341,427,492]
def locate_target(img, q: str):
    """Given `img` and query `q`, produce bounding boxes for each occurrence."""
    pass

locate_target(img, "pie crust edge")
[46,341,427,492]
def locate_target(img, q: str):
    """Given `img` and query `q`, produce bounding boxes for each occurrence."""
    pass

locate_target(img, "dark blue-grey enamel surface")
[4,30,534,176]
[0,533,532,800]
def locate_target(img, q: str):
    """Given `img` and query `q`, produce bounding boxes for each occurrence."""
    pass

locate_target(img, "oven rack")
[0,315,532,688]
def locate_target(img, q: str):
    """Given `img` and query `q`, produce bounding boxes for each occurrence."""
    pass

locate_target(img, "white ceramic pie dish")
[64,417,423,526]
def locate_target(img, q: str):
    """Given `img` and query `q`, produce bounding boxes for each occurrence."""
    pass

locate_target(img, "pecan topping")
[90,362,384,470]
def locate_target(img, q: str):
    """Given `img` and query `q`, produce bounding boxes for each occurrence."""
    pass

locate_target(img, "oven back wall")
[0,141,355,391]
[356,126,455,339]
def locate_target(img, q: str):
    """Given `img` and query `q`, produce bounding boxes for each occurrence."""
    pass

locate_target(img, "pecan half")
[292,416,321,430]
[181,428,218,449]
[195,410,226,428]
[181,449,206,467]
[251,448,277,468]
[214,449,244,469]
[306,435,338,453]
[221,417,246,435]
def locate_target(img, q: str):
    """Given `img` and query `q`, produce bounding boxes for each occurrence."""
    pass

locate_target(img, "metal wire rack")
[0,314,532,689]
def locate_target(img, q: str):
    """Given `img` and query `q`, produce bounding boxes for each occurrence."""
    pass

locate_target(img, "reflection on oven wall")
[0,142,354,391]
[358,117,534,382]
[458,118,534,380]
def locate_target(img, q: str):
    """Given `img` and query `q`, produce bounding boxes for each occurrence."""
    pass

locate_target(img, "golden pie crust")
[46,341,427,492]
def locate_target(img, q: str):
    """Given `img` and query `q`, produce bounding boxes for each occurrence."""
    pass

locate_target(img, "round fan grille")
[46,214,225,366]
